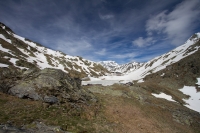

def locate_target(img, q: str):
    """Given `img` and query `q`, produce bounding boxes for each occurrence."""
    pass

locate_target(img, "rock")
[44,95,58,104]
[7,68,96,104]
[0,67,22,93]
[0,124,27,133]
[9,83,41,100]
[124,82,134,86]
[0,122,70,133]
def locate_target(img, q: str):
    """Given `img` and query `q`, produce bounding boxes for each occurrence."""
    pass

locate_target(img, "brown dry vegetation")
[83,83,200,133]
[1,81,200,133]
[95,92,199,133]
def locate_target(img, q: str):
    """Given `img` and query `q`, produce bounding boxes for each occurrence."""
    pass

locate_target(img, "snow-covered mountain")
[0,22,109,78]
[98,61,120,71]
[97,33,200,81]
[111,62,143,73]
[99,61,143,73]
[125,32,200,80]
[1,22,200,81]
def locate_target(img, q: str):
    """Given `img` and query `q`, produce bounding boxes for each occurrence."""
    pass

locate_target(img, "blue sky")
[0,0,200,64]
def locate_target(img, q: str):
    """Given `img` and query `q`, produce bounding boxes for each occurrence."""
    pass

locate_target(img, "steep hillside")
[99,33,200,80]
[119,33,200,80]
[0,22,109,78]
[144,41,200,88]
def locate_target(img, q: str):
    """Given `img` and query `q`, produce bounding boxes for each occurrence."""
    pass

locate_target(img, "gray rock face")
[44,95,58,104]
[0,68,95,104]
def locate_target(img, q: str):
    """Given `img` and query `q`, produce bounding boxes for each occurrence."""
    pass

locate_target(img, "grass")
[16,59,37,68]
[0,92,111,133]
[1,80,200,133]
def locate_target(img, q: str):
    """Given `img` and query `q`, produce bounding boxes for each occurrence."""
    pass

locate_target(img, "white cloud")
[95,48,107,55]
[110,52,137,59]
[146,0,200,45]
[132,37,153,47]
[99,14,114,20]
[56,39,93,56]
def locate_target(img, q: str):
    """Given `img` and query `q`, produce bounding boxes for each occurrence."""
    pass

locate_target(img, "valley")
[0,22,200,133]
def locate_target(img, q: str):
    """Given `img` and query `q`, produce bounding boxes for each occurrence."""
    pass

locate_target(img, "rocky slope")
[0,22,109,78]
[0,67,96,104]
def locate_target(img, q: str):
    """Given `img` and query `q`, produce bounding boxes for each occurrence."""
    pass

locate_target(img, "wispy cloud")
[146,0,200,45]
[55,39,93,57]
[99,14,114,20]
[132,37,154,47]
[95,48,107,55]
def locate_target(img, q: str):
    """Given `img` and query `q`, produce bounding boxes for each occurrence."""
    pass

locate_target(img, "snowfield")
[179,85,200,113]
[82,76,132,86]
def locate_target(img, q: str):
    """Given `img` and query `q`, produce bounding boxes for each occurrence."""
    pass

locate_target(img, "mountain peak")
[0,22,14,34]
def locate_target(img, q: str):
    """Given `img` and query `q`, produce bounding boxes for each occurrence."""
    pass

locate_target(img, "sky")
[0,0,200,64]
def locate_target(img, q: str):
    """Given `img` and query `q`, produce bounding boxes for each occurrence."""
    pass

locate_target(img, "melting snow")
[0,63,8,67]
[179,86,200,113]
[152,92,176,102]
[197,78,200,85]
[0,34,12,43]
[9,58,18,65]
[137,79,144,83]
[0,44,10,52]
[161,73,165,76]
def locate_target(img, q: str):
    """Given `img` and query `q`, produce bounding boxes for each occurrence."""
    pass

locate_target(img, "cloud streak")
[145,0,200,45]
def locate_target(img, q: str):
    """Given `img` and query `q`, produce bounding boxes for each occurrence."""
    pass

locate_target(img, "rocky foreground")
[0,67,200,133]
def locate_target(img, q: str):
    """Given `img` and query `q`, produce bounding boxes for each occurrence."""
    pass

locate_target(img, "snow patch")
[179,86,200,113]
[197,78,200,85]
[0,44,10,53]
[0,34,12,43]
[0,63,9,67]
[9,58,18,65]
[152,92,176,102]
[137,79,144,83]
[161,73,165,76]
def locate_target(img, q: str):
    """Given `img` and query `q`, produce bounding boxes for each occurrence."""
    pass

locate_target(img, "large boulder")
[7,68,94,104]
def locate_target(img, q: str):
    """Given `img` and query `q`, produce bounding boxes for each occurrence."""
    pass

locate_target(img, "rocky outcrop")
[0,67,96,104]
[0,122,69,133]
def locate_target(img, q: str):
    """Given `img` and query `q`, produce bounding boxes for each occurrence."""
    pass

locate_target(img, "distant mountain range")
[0,22,109,78]
[0,22,200,80]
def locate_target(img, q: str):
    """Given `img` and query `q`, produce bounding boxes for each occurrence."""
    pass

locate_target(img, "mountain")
[124,33,200,80]
[111,62,143,73]
[0,22,109,78]
[99,33,200,81]
[98,61,120,71]
[99,61,143,73]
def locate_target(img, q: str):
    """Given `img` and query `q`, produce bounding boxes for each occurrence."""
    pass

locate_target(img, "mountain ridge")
[98,32,200,80]
[1,21,200,81]
[0,22,109,78]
